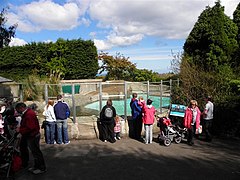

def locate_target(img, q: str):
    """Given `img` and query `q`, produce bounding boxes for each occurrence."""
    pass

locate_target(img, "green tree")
[0,8,17,48]
[233,2,240,44]
[183,1,238,72]
[98,52,136,80]
[46,39,68,80]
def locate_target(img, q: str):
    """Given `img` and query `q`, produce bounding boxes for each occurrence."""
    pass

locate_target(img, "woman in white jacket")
[43,100,56,144]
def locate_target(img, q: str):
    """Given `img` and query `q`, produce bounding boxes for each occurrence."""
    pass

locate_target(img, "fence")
[1,79,179,123]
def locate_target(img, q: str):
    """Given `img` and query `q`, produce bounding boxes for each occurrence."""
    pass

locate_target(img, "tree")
[183,1,238,72]
[98,52,136,80]
[46,39,68,81]
[233,2,240,44]
[0,8,17,48]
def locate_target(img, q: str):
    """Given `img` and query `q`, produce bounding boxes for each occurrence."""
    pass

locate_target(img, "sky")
[1,0,239,73]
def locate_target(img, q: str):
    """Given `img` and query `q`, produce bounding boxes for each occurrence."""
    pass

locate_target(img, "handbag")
[196,125,202,134]
[41,120,48,129]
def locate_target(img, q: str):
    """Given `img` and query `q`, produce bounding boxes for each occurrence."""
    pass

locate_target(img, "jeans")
[45,121,56,144]
[144,124,153,144]
[203,119,212,141]
[56,119,69,144]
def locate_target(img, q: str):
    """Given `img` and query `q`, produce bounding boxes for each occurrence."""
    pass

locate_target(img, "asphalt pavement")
[13,136,240,180]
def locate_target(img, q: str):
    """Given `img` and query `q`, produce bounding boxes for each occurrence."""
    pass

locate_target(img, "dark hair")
[147,99,153,105]
[206,96,212,101]
[57,95,62,100]
[106,99,112,106]
[15,102,26,109]
[132,93,137,98]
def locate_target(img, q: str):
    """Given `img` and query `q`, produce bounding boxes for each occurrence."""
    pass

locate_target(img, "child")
[138,96,145,108]
[114,116,121,140]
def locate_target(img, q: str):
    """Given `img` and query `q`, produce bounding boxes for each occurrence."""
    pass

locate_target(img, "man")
[54,95,70,144]
[130,93,142,140]
[15,102,46,175]
[203,96,214,142]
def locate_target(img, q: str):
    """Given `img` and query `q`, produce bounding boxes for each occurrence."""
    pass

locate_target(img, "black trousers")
[187,124,196,144]
[20,133,46,170]
[203,119,213,141]
[101,123,116,143]
[133,116,142,140]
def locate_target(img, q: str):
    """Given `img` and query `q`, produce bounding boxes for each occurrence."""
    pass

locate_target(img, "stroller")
[157,117,182,146]
[0,115,22,180]
[0,133,22,180]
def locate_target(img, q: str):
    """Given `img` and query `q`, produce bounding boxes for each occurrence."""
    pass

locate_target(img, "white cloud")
[9,38,28,47]
[8,0,82,32]
[89,0,239,49]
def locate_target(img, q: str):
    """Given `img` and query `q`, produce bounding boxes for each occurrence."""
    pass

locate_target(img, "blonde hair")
[190,100,198,106]
[139,96,144,101]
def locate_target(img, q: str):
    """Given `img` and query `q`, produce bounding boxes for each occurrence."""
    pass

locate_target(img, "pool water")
[85,96,170,116]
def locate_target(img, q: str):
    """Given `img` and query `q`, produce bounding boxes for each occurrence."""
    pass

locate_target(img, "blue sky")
[1,0,239,73]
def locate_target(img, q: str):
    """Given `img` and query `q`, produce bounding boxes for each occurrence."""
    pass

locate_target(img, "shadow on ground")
[12,136,240,180]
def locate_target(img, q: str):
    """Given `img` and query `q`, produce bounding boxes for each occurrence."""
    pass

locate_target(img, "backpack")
[104,107,113,119]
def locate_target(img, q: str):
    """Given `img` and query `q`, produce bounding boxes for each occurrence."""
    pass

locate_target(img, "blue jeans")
[56,119,69,144]
[45,121,56,144]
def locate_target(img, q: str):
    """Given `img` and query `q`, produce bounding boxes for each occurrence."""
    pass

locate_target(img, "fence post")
[44,84,48,104]
[147,81,149,99]
[160,80,163,114]
[19,84,23,101]
[99,82,102,112]
[71,84,76,123]
[124,81,127,120]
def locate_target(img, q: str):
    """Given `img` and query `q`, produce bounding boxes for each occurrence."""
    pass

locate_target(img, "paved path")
[14,137,240,180]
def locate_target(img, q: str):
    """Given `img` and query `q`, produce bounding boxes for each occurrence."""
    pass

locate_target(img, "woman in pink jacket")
[183,100,201,146]
[142,99,156,144]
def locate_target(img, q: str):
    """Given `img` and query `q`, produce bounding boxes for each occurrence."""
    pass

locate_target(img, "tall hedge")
[0,39,98,81]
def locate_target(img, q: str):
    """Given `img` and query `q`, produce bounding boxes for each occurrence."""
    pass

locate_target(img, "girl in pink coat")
[183,100,201,146]
[142,99,156,144]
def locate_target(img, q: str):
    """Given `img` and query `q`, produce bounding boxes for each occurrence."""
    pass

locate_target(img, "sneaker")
[104,140,107,143]
[28,167,35,172]
[64,141,70,145]
[117,137,121,140]
[32,169,46,175]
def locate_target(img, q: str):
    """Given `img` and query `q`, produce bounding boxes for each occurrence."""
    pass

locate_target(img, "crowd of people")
[0,93,214,176]
[0,94,71,175]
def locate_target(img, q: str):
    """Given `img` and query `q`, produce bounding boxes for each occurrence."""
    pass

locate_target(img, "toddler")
[114,116,121,140]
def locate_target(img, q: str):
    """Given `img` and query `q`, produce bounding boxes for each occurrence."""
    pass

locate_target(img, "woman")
[100,99,116,143]
[183,100,201,146]
[142,99,156,144]
[43,100,56,144]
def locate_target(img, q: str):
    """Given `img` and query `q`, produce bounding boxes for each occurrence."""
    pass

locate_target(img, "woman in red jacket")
[183,100,201,146]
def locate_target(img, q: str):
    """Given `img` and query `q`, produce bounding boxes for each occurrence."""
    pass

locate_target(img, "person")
[43,100,56,144]
[54,95,70,145]
[130,93,143,140]
[100,99,116,143]
[114,116,121,140]
[202,96,214,142]
[183,100,201,146]
[142,99,156,144]
[15,102,46,175]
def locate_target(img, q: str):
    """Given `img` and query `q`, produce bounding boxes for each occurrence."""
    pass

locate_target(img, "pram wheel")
[163,138,171,146]
[174,136,182,144]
